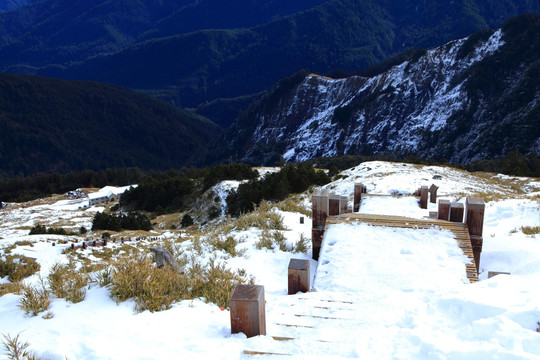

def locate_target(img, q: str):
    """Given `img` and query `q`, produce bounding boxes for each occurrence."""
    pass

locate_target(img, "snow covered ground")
[0,162,539,359]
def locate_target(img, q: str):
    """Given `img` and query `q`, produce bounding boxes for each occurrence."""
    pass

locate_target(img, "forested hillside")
[0,0,537,126]
[0,73,217,177]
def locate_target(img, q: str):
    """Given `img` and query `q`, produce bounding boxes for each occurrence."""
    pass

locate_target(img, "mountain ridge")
[217,14,540,165]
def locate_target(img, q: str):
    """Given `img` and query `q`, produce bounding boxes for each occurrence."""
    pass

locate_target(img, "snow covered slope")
[0,162,539,359]
[225,15,540,165]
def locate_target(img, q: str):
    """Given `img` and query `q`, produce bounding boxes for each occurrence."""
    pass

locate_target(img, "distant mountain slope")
[0,0,32,12]
[217,15,540,165]
[0,73,218,177]
[0,0,537,126]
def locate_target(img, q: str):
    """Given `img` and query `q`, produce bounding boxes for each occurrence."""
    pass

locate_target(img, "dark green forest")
[0,73,218,177]
[0,0,537,126]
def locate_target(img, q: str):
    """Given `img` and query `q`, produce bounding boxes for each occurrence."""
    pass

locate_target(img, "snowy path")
[243,222,480,358]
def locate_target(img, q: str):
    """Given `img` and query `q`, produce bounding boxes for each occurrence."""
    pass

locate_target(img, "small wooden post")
[230,285,266,338]
[353,183,363,212]
[82,242,87,250]
[465,197,485,273]
[429,184,439,204]
[438,200,450,221]
[465,197,485,237]
[288,259,310,294]
[312,190,328,260]
[299,216,304,224]
[340,196,348,215]
[429,211,438,219]
[450,202,464,222]
[328,194,340,216]
[419,186,428,209]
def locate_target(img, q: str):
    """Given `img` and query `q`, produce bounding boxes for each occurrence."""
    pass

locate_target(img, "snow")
[1,162,539,359]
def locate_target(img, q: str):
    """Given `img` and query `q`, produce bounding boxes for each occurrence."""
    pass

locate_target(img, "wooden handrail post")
[311,189,328,261]
[465,197,485,272]
[450,202,464,222]
[288,259,310,294]
[230,285,266,338]
[353,183,364,212]
[438,200,450,221]
[419,186,428,209]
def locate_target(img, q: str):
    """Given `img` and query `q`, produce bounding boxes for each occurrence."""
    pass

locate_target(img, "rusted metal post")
[429,184,439,204]
[288,259,310,294]
[465,197,485,272]
[438,200,450,221]
[419,186,428,209]
[450,202,464,222]
[230,285,266,338]
[353,183,364,212]
[311,189,328,261]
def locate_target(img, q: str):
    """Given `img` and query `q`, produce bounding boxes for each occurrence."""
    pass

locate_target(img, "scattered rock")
[432,175,443,180]
[149,246,182,272]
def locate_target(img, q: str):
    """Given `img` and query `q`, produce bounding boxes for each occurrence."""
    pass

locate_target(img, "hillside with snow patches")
[1,161,540,359]
[226,15,540,165]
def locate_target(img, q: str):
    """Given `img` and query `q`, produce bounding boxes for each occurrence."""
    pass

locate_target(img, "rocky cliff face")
[226,15,540,165]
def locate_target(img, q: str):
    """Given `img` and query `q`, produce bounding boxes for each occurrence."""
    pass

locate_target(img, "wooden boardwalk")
[242,212,479,356]
[326,213,478,282]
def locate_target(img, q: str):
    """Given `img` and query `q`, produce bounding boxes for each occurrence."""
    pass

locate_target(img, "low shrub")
[255,230,287,251]
[208,236,243,257]
[1,333,42,360]
[0,256,40,283]
[47,261,89,303]
[522,226,540,235]
[234,202,287,231]
[294,233,309,253]
[109,255,190,313]
[18,281,51,317]
[109,254,252,312]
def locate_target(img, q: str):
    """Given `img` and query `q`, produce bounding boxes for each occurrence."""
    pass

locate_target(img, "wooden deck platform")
[326,213,478,282]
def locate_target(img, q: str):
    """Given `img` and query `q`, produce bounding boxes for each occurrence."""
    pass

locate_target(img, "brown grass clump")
[0,282,23,297]
[294,233,309,253]
[1,333,43,360]
[275,196,311,217]
[109,254,253,312]
[18,280,51,317]
[234,201,287,231]
[255,230,287,251]
[47,261,90,303]
[522,226,540,235]
[0,256,40,283]
[208,236,245,257]
[189,258,254,309]
[109,255,190,313]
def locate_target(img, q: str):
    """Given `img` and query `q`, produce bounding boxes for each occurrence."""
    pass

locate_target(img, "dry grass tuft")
[294,233,310,253]
[0,256,40,283]
[18,280,51,317]
[208,235,245,257]
[109,255,190,313]
[48,261,90,303]
[275,196,311,217]
[109,253,253,312]
[255,230,287,251]
[1,333,42,360]
[189,258,253,309]
[234,202,287,231]
[522,226,540,235]
[0,282,24,297]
